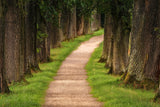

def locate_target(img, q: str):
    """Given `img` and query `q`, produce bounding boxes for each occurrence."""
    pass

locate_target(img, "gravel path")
[43,35,103,107]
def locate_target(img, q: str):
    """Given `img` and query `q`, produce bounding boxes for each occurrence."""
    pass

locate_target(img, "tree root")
[98,57,107,63]
[153,90,160,102]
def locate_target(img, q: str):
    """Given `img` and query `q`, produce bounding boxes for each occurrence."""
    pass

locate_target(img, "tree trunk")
[76,5,84,36]
[0,0,10,93]
[61,9,70,40]
[76,15,84,36]
[83,17,91,34]
[112,21,129,75]
[5,0,25,82]
[36,3,50,63]
[68,6,77,40]
[99,14,112,62]
[61,6,77,40]
[124,0,159,84]
[25,0,39,73]
[39,37,50,63]
[72,6,77,38]
[48,14,63,48]
[91,11,101,32]
[37,17,50,63]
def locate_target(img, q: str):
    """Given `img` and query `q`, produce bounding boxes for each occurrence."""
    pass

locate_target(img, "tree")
[76,0,99,35]
[76,2,84,36]
[123,0,160,87]
[99,0,132,75]
[61,0,77,40]
[91,10,101,32]
[25,0,39,74]
[0,0,10,93]
[4,0,26,82]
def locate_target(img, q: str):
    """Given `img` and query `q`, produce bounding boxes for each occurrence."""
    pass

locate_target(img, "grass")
[86,43,160,107]
[0,29,104,107]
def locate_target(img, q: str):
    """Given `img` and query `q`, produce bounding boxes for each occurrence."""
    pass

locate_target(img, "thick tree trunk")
[0,0,10,93]
[38,20,50,63]
[25,0,39,73]
[142,0,160,83]
[150,0,160,101]
[48,14,62,48]
[99,14,112,62]
[124,0,159,84]
[5,0,25,82]
[112,21,129,75]
[153,57,160,101]
[19,1,25,80]
[36,4,50,63]
[123,0,145,83]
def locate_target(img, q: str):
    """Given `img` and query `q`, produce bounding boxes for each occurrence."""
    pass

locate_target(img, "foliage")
[96,0,112,14]
[95,0,133,31]
[86,43,160,107]
[111,0,133,31]
[63,0,76,11]
[37,30,48,42]
[76,0,96,18]
[38,0,59,23]
[0,30,104,107]
[38,0,76,24]
[154,27,160,38]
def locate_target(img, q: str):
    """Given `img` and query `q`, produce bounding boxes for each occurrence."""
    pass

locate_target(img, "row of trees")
[2,0,159,102]
[100,0,160,101]
[0,0,101,93]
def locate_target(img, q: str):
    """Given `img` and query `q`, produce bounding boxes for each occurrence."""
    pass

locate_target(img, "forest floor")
[86,43,160,107]
[43,35,104,107]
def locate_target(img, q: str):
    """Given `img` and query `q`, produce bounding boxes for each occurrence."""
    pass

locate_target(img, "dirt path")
[43,35,103,107]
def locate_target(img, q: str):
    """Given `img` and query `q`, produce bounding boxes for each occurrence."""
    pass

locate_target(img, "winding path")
[43,35,103,107]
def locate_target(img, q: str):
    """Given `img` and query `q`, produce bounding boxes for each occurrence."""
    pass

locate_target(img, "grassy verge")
[86,43,160,107]
[0,29,104,107]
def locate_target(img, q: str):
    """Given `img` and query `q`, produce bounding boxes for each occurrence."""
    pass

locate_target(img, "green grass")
[0,29,104,107]
[86,43,160,107]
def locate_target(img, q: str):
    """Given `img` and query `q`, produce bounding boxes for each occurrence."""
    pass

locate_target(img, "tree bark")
[83,17,91,34]
[67,6,77,39]
[0,0,10,93]
[61,6,77,40]
[48,14,63,48]
[112,20,129,75]
[99,14,112,62]
[5,0,25,82]
[37,9,50,63]
[124,0,160,84]
[76,15,84,36]
[72,6,77,38]
[61,9,70,40]
[25,0,39,73]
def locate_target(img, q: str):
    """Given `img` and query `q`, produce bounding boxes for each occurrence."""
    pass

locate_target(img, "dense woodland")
[1,0,160,104]
[0,0,101,93]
